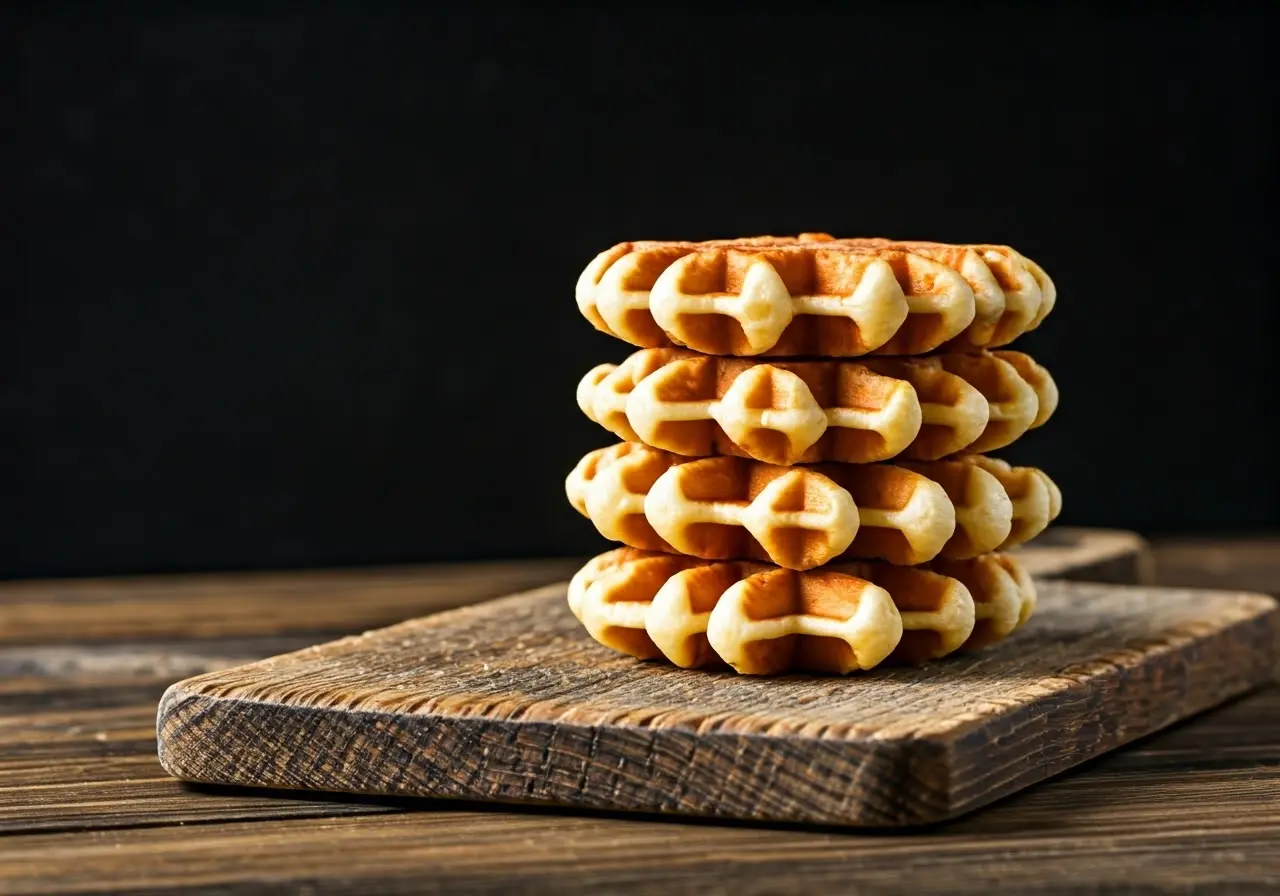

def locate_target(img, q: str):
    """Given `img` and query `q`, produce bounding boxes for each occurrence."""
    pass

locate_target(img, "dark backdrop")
[5,3,1277,579]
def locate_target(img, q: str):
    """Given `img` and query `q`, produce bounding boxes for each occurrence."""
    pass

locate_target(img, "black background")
[5,3,1277,579]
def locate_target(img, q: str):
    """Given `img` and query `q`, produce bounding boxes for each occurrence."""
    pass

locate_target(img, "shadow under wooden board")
[158,557,1278,828]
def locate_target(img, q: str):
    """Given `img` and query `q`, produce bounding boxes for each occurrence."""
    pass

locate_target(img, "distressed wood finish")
[0,557,582,644]
[0,682,408,835]
[0,528,1144,646]
[7,783,1280,896]
[0,536,1278,893]
[7,686,1280,891]
[158,579,1278,827]
[1153,536,1280,594]
[1012,526,1153,585]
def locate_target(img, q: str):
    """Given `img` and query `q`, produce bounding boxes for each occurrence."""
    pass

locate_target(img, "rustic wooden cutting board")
[158,537,1277,827]
[1009,526,1152,585]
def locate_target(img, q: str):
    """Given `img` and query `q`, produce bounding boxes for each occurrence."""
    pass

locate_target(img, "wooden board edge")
[156,683,952,828]
[1017,527,1155,586]
[940,589,1280,821]
[156,589,1280,829]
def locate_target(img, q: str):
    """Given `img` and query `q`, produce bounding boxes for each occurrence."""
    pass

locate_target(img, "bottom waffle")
[568,548,1035,676]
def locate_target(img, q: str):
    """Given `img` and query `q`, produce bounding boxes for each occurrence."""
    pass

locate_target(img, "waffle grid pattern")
[567,234,1058,675]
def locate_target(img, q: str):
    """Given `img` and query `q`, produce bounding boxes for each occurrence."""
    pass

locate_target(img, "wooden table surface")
[3,537,1279,894]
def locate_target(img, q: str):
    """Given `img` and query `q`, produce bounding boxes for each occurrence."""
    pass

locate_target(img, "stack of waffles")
[566,234,1060,675]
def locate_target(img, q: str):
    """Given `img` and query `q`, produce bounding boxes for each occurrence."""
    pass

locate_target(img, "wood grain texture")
[1013,526,1153,585]
[0,557,582,644]
[12,676,1277,838]
[0,528,1144,647]
[157,579,1279,827]
[7,687,1280,892]
[5,763,1280,896]
[0,776,405,836]
[1153,536,1280,595]
[0,635,320,682]
[0,676,409,836]
[0,536,1277,894]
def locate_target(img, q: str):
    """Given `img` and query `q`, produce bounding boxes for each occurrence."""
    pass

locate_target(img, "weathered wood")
[1152,536,1280,595]
[0,637,324,725]
[0,777,408,836]
[0,528,1146,646]
[4,775,1280,895]
[0,635,320,681]
[0,692,409,834]
[10,687,1280,840]
[157,579,1278,827]
[0,558,582,644]
[1013,526,1153,585]
[0,535,1276,894]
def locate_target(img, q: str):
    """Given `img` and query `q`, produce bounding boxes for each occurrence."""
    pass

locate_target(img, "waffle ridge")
[577,234,1053,356]
[577,348,1056,465]
[570,232,1058,676]
[566,443,1059,569]
[568,548,1034,675]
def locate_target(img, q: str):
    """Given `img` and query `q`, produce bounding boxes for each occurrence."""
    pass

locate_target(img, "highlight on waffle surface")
[576,234,1055,356]
[567,233,1059,675]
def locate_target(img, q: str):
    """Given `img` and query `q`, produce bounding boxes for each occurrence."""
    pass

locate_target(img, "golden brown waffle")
[903,456,1060,554]
[565,442,861,569]
[776,233,1056,343]
[568,548,1032,675]
[566,443,1059,569]
[992,350,1059,428]
[569,548,905,674]
[809,236,1055,348]
[862,352,1042,455]
[577,240,975,356]
[954,455,1063,549]
[576,235,1053,356]
[928,553,1037,651]
[577,348,1055,465]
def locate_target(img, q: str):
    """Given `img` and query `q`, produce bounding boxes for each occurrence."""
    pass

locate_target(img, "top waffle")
[811,235,1056,347]
[577,234,1053,357]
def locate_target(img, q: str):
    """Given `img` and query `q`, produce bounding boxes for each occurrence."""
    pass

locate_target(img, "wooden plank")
[0,686,1274,839]
[0,702,158,753]
[0,534,1267,890]
[1012,526,1153,585]
[0,777,406,836]
[1152,536,1280,595]
[0,635,319,681]
[0,677,177,715]
[0,540,1273,890]
[3,784,1280,895]
[0,636,321,723]
[1097,685,1280,768]
[0,528,1146,647]
[0,695,408,834]
[0,558,582,644]
[10,685,1280,837]
[157,580,1279,828]
[0,636,414,834]
[27,680,1269,803]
